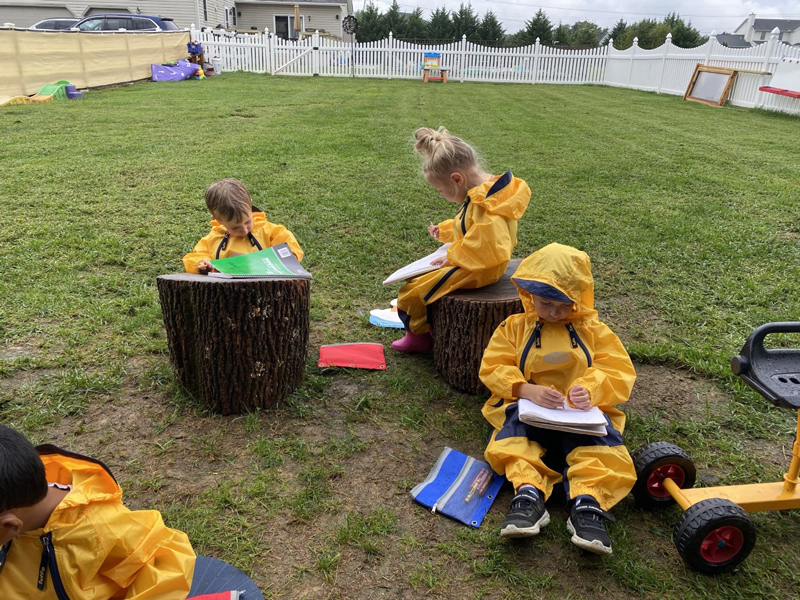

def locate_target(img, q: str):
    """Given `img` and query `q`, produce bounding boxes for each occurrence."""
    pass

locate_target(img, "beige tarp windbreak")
[0,29,190,100]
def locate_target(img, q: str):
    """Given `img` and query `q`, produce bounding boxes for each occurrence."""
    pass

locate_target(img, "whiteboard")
[769,58,800,92]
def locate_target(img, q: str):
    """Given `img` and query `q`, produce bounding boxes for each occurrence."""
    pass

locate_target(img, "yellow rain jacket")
[183,209,304,273]
[0,446,195,600]
[397,171,531,334]
[480,243,637,510]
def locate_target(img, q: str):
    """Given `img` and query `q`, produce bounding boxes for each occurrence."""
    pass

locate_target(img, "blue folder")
[410,447,504,528]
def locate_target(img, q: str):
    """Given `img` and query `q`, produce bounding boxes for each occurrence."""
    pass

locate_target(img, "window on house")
[203,0,207,21]
[760,31,766,40]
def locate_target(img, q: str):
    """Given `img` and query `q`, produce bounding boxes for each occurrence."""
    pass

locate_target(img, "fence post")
[762,27,780,74]
[267,28,274,75]
[312,30,320,76]
[387,31,393,79]
[657,33,671,93]
[627,37,638,87]
[704,31,714,66]
[759,28,780,108]
[459,34,467,83]
[532,37,540,84]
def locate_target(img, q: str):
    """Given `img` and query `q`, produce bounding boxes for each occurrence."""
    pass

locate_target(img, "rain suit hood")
[512,243,598,322]
[0,446,195,600]
[468,171,530,221]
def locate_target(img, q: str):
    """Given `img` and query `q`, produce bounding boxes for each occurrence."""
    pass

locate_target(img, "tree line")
[354,2,706,49]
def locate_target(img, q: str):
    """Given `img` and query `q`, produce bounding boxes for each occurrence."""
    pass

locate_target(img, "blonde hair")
[205,178,252,221]
[414,127,482,178]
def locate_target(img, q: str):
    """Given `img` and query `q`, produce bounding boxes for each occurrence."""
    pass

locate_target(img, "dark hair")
[0,425,48,513]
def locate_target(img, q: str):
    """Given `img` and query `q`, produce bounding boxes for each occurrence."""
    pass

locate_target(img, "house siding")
[237,2,345,38]
[0,4,72,25]
[0,1,229,29]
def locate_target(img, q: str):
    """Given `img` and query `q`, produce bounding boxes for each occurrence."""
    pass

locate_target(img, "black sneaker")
[566,497,616,555]
[500,488,550,538]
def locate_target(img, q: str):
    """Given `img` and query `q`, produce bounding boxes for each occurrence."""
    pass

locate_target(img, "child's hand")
[428,224,440,240]
[520,384,565,409]
[568,385,591,410]
[430,256,450,267]
[196,260,216,275]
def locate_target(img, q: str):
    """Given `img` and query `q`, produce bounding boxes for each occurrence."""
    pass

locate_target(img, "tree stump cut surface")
[429,259,523,396]
[157,274,310,414]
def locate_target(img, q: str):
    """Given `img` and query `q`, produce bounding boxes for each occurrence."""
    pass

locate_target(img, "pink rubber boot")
[391,331,433,353]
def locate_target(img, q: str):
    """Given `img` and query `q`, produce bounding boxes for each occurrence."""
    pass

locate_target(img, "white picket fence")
[192,26,800,115]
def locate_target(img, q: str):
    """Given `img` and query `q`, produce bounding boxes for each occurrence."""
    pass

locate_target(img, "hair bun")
[414,126,449,156]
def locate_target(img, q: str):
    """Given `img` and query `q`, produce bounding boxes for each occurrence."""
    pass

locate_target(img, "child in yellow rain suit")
[183,178,304,274]
[0,425,196,599]
[392,127,531,352]
[480,243,636,555]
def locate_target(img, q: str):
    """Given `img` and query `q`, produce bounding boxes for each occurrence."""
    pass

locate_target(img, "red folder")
[318,343,387,370]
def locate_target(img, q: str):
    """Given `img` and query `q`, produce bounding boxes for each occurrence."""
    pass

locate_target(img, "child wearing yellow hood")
[480,243,636,555]
[391,127,531,352]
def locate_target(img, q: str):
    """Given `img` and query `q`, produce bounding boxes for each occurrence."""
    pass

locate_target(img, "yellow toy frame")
[632,322,800,574]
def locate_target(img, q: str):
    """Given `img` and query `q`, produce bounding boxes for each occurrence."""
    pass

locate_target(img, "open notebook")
[383,244,450,285]
[517,398,608,436]
[209,243,311,279]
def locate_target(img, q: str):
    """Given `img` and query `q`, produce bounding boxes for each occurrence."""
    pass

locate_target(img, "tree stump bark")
[156,274,310,414]
[429,259,523,396]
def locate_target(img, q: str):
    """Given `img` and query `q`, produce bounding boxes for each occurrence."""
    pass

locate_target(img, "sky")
[362,1,800,36]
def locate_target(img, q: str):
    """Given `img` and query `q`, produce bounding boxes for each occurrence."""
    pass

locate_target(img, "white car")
[29,18,80,31]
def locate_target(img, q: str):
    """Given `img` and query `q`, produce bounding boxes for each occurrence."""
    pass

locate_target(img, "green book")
[208,243,311,279]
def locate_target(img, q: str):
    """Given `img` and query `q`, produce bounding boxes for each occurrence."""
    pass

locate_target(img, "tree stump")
[429,259,523,396]
[156,274,310,414]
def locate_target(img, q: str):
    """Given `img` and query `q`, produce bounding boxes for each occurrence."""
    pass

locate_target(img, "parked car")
[29,18,80,31]
[71,14,180,32]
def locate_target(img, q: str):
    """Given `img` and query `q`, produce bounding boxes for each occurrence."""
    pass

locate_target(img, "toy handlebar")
[731,322,800,409]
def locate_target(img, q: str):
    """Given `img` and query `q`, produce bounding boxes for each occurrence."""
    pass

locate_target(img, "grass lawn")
[1,73,799,599]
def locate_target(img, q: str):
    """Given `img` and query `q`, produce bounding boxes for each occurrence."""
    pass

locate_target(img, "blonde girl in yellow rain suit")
[480,243,636,555]
[392,127,531,353]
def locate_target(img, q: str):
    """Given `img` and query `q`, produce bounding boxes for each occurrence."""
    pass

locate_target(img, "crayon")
[464,469,488,503]
[478,471,493,496]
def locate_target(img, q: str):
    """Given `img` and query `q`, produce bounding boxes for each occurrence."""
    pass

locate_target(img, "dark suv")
[72,14,180,32]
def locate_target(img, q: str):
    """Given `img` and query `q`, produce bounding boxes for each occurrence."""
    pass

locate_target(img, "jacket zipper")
[519,321,543,373]
[38,533,70,600]
[458,198,470,235]
[565,323,592,367]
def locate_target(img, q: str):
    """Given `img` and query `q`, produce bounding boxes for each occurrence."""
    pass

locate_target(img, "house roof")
[715,33,751,48]
[753,18,800,33]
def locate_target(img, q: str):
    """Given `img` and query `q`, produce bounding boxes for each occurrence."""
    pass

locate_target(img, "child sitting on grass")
[480,243,637,555]
[0,424,196,599]
[392,127,531,353]
[183,178,304,274]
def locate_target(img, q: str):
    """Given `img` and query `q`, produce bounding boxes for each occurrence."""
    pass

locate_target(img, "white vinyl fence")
[606,31,800,113]
[192,26,800,116]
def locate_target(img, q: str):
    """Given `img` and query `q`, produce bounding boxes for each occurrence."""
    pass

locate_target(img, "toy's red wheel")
[698,525,745,564]
[646,463,687,498]
[632,442,696,508]
[673,498,756,574]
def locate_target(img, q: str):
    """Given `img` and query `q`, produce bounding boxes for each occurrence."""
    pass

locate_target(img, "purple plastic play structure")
[151,60,199,82]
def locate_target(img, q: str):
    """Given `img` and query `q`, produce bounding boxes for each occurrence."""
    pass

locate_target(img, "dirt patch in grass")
[42,360,792,599]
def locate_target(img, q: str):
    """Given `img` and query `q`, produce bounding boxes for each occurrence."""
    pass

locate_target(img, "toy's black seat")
[731,322,800,409]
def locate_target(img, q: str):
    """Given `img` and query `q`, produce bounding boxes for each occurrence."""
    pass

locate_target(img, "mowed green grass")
[1,73,800,598]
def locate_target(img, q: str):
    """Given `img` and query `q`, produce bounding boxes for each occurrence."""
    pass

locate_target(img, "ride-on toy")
[632,322,800,574]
